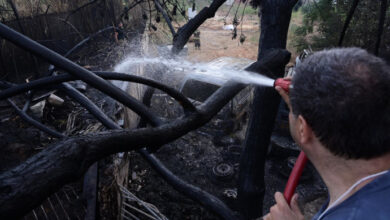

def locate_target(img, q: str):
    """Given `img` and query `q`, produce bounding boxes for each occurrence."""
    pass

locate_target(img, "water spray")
[273,78,309,204]
[115,55,308,203]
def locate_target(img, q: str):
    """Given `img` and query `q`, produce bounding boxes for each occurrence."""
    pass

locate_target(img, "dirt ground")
[187,13,260,62]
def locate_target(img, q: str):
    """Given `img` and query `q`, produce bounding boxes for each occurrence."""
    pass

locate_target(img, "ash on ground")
[126,87,327,219]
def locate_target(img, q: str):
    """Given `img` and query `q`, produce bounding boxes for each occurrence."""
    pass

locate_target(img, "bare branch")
[58,81,236,220]
[154,0,176,36]
[338,0,360,46]
[0,80,244,219]
[7,99,64,138]
[375,0,387,55]
[0,23,161,126]
[6,0,24,34]
[3,74,235,219]
[0,72,196,113]
[119,0,144,21]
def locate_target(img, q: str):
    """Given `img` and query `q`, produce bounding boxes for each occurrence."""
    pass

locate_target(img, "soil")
[187,14,260,62]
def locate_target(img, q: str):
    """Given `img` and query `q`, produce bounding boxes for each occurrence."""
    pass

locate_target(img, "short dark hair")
[290,48,390,159]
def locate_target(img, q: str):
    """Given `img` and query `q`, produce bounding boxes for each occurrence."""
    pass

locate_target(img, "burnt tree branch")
[61,81,236,219]
[238,0,296,218]
[0,72,196,113]
[0,23,161,126]
[6,0,24,34]
[338,0,360,46]
[119,0,144,21]
[48,26,121,74]
[4,74,236,219]
[375,0,387,55]
[7,99,64,138]
[7,0,40,77]
[172,0,226,54]
[0,80,244,219]
[154,0,176,36]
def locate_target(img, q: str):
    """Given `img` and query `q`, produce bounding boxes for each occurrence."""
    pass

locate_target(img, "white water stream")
[114,56,275,88]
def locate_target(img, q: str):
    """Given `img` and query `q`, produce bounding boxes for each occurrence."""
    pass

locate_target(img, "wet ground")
[125,87,327,219]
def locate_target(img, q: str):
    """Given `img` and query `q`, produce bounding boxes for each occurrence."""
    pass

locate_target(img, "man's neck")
[308,148,390,206]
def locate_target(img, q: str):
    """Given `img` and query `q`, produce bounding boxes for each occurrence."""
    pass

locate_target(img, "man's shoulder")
[316,170,390,220]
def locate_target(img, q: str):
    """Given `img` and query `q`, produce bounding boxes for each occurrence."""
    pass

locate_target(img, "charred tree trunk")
[7,0,25,34]
[338,0,360,47]
[238,0,297,218]
[375,0,387,55]
[0,76,244,218]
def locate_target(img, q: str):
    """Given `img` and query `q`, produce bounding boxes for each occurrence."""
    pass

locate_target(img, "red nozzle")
[274,78,291,93]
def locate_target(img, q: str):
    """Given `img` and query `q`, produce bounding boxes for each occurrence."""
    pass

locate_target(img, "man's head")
[290,48,390,159]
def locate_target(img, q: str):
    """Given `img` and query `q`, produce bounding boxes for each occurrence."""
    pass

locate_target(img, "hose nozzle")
[274,78,291,93]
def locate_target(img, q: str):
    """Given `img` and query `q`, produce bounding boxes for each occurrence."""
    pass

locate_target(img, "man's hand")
[264,192,304,220]
[275,76,292,111]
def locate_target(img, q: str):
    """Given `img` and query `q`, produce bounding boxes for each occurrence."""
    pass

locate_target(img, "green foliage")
[293,0,390,53]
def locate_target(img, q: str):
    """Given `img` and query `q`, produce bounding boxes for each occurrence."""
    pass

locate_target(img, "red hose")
[283,152,308,203]
[274,78,309,203]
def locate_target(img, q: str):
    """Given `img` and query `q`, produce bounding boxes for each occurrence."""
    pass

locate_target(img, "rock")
[131,171,137,180]
[30,100,46,118]
[47,94,64,106]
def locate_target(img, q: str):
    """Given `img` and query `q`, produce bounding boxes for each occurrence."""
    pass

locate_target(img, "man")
[266,48,390,220]
[114,22,125,43]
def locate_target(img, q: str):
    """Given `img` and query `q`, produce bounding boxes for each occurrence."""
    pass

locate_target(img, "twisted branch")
[338,0,360,46]
[0,80,244,219]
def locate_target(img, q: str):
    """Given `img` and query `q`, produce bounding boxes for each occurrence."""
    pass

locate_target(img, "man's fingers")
[275,86,291,110]
[290,194,301,213]
[290,193,304,219]
[263,213,272,220]
[274,192,289,209]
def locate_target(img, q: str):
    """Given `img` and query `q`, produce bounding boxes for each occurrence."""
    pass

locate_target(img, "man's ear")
[297,115,313,144]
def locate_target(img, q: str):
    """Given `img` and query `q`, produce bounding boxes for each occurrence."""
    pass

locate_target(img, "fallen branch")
[7,99,64,138]
[7,78,236,219]
[0,80,244,218]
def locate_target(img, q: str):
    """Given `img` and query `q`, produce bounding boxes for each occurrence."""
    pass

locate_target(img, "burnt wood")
[238,0,297,218]
[0,80,244,218]
[338,0,360,47]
